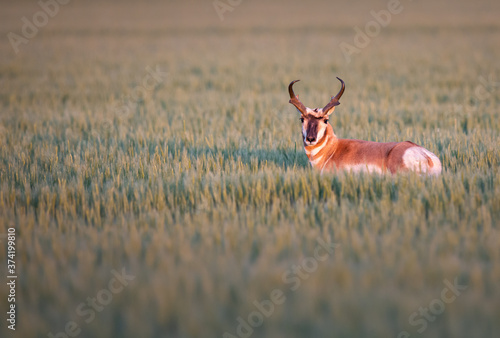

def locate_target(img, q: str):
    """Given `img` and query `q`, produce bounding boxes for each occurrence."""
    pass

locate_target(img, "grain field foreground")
[0,0,499,337]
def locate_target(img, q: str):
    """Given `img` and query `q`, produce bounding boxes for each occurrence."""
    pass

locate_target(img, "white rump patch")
[403,147,442,175]
[343,164,383,174]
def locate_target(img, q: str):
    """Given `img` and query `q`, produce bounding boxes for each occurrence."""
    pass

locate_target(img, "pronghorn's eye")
[300,118,304,123]
[324,119,329,124]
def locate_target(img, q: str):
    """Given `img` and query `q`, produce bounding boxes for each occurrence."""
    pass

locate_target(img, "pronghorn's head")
[288,77,345,146]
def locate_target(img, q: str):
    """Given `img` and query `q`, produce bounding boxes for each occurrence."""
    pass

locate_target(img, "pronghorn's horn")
[288,80,307,116]
[322,77,345,115]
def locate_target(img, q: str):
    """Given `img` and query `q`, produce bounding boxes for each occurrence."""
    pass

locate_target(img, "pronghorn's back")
[289,77,442,175]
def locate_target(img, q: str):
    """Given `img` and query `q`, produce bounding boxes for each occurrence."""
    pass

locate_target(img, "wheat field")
[1,0,499,337]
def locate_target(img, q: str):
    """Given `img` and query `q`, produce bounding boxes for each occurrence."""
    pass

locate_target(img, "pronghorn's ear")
[322,77,345,116]
[322,104,338,117]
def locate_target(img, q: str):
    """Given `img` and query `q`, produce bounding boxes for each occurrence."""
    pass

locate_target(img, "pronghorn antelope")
[288,77,442,175]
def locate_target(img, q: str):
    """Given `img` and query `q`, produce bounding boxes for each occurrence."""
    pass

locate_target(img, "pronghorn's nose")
[306,136,316,143]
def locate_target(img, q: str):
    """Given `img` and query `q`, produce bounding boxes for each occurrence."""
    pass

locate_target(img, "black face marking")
[305,118,319,142]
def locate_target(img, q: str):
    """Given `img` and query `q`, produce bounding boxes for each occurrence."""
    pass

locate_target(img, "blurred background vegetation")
[0,0,499,337]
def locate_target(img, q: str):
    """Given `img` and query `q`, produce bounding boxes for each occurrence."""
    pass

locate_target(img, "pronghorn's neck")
[303,124,337,168]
